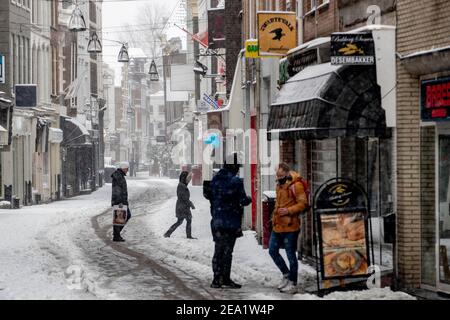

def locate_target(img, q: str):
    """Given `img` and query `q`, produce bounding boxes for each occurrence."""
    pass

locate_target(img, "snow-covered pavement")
[0,174,415,300]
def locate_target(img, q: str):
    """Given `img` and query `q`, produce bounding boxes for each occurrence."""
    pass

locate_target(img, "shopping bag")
[112,205,128,226]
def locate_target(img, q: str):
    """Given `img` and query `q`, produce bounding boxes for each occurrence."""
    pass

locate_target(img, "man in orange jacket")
[269,163,307,294]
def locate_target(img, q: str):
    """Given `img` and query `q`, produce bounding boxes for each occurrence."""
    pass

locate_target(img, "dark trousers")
[165,217,192,237]
[113,208,131,239]
[212,230,237,283]
[269,231,299,284]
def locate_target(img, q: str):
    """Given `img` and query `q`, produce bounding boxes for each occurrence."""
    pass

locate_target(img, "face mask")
[277,176,288,185]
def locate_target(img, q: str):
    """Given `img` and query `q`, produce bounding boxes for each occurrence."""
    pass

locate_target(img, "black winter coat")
[111,169,128,206]
[176,182,194,219]
[210,168,252,231]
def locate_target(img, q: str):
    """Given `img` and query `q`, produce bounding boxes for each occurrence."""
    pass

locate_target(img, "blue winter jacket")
[210,168,252,231]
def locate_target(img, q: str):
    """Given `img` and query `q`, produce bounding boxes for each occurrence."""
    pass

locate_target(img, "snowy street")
[0,174,414,300]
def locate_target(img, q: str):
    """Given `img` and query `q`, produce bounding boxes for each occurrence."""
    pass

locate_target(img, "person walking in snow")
[269,163,308,294]
[111,162,132,242]
[164,171,196,239]
[209,154,252,289]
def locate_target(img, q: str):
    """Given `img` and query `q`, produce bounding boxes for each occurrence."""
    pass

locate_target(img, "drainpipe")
[298,0,304,45]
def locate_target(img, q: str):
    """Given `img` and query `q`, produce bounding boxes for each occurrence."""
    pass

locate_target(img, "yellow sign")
[245,40,261,58]
[257,12,297,57]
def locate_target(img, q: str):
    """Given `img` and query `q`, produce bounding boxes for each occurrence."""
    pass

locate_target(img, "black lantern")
[149,60,159,81]
[118,44,130,63]
[193,60,208,76]
[87,32,102,53]
[69,5,87,32]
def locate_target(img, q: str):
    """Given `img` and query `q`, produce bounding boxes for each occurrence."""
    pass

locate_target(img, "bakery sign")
[331,32,375,65]
[257,12,297,57]
[421,77,450,121]
[314,178,372,281]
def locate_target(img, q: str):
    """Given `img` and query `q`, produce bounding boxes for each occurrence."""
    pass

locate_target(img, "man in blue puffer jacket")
[209,154,252,289]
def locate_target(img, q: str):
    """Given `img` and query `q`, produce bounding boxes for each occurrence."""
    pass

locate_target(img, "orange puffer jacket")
[272,171,307,233]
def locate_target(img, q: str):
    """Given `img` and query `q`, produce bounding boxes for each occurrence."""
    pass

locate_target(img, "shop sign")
[156,136,166,143]
[15,84,37,107]
[0,55,5,84]
[257,12,297,57]
[203,93,219,110]
[197,100,210,113]
[279,58,290,85]
[314,178,372,283]
[331,32,375,65]
[48,128,63,144]
[245,40,261,59]
[421,77,450,121]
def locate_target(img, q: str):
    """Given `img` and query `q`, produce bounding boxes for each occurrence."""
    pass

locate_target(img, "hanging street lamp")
[87,32,102,53]
[68,5,87,32]
[118,44,130,63]
[148,60,159,81]
[193,60,208,77]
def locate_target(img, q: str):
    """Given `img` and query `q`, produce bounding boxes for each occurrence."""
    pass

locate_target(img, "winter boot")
[210,276,223,289]
[222,279,242,289]
[113,226,125,242]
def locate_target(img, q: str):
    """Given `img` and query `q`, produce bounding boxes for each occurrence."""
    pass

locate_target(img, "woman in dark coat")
[164,171,196,239]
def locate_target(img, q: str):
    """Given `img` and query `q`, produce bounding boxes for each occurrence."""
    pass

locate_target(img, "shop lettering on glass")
[421,77,450,121]
[331,32,375,65]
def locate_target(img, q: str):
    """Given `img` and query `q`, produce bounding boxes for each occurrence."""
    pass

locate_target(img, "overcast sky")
[102,0,180,85]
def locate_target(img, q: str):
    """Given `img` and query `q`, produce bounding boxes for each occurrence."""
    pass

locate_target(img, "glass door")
[438,134,450,292]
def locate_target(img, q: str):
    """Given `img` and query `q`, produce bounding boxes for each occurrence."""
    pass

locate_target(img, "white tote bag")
[112,205,128,226]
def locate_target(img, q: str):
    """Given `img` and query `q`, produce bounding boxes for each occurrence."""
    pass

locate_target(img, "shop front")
[401,47,450,293]
[60,116,93,198]
[7,109,34,207]
[0,97,13,202]
[268,61,395,280]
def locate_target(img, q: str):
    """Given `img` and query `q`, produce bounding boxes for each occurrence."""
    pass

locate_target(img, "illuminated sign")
[421,77,450,121]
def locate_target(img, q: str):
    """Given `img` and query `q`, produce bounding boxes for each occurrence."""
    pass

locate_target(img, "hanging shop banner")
[421,77,450,122]
[0,55,5,84]
[257,12,297,57]
[314,178,372,280]
[331,32,375,65]
[208,9,225,49]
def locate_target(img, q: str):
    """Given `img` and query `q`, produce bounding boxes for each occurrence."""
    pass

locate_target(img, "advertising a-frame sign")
[313,178,374,294]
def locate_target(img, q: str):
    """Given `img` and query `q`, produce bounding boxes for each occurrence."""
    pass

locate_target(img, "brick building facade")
[303,0,339,42]
[396,0,450,293]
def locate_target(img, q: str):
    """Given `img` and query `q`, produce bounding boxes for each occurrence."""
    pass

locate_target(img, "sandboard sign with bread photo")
[313,178,374,287]
[112,205,128,226]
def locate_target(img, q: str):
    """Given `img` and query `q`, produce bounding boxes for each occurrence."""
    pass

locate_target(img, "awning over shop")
[268,63,387,140]
[61,116,91,146]
[400,45,450,76]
